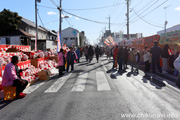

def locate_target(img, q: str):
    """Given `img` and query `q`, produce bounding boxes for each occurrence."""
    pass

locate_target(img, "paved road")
[0,55,180,120]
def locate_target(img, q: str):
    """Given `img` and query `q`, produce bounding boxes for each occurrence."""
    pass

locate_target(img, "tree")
[0,9,22,36]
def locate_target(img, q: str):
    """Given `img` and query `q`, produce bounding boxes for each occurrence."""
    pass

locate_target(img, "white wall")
[61,28,80,47]
[46,40,55,50]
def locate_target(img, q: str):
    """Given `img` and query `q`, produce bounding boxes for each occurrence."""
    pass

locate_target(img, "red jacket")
[113,48,119,59]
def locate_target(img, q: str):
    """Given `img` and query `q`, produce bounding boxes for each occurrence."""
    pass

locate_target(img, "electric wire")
[131,0,168,24]
[63,10,123,25]
[64,2,125,11]
[130,0,160,22]
[132,9,163,28]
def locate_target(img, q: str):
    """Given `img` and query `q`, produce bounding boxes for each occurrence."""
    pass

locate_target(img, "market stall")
[0,45,59,91]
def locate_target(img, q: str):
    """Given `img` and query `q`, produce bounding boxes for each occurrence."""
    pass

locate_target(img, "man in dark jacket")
[117,46,124,71]
[66,47,76,72]
[123,46,129,70]
[95,45,100,62]
[88,45,94,63]
[150,41,162,74]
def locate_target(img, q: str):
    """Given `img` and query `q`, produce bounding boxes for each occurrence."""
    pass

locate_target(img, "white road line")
[23,81,45,94]
[101,61,107,71]
[71,72,88,92]
[45,73,72,93]
[96,71,111,91]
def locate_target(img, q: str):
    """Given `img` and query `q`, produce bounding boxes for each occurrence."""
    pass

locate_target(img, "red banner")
[0,45,30,52]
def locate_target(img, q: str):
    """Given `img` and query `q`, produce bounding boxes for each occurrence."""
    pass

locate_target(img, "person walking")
[106,46,110,60]
[88,45,94,63]
[129,48,136,72]
[66,47,76,72]
[84,46,88,62]
[76,47,80,63]
[117,46,124,71]
[112,45,119,69]
[150,41,162,74]
[123,46,129,70]
[95,45,100,62]
[58,48,64,76]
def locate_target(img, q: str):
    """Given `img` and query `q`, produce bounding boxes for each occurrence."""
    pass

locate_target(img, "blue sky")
[0,0,180,44]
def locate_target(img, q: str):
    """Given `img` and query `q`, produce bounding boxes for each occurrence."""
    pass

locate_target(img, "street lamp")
[163,5,170,41]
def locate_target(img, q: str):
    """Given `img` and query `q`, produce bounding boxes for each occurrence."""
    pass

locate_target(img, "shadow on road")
[142,74,166,89]
[0,99,13,110]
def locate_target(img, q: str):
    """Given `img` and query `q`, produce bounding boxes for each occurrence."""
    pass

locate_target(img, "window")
[70,37,75,40]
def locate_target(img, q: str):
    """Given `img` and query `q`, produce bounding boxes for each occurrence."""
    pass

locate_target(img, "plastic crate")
[3,86,16,100]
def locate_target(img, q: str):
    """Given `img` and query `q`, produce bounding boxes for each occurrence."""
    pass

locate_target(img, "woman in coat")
[58,48,64,76]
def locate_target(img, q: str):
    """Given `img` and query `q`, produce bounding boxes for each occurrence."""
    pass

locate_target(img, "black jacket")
[88,47,94,56]
[150,45,161,58]
[95,47,100,55]
[117,47,124,60]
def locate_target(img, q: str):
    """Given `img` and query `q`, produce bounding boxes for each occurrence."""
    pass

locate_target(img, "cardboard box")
[31,58,38,68]
[46,49,51,51]
[49,56,58,63]
[38,70,51,81]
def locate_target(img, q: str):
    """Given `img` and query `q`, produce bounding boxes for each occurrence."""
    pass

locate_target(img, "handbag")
[176,74,180,88]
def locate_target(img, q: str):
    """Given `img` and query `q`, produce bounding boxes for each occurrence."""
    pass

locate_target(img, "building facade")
[19,18,57,51]
[61,27,80,48]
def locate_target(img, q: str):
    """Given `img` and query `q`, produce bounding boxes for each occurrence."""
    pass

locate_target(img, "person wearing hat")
[150,40,162,74]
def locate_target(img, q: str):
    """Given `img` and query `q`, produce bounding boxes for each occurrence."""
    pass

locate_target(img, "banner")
[104,41,110,46]
[35,34,37,51]
[105,39,111,44]
[159,30,180,45]
[108,36,116,45]
[57,31,61,52]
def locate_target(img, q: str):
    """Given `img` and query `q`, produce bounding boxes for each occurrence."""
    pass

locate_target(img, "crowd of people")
[104,41,180,76]
[2,42,180,99]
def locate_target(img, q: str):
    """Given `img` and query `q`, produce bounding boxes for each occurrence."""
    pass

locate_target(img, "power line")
[64,2,125,11]
[132,9,163,28]
[49,0,59,7]
[62,12,73,27]
[63,10,123,25]
[37,11,45,28]
[130,0,160,22]
[130,0,156,19]
[38,5,57,9]
[132,0,144,9]
[131,0,168,24]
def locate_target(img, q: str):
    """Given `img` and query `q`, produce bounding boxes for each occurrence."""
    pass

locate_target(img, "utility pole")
[35,0,38,51]
[163,6,170,37]
[35,0,41,51]
[106,16,111,33]
[126,0,130,40]
[59,0,62,47]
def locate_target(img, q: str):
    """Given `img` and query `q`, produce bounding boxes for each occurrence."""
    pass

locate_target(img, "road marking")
[45,73,72,93]
[23,81,45,94]
[96,71,111,91]
[71,72,88,92]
